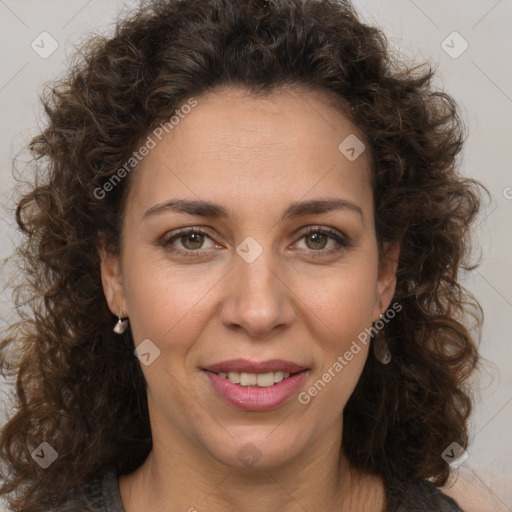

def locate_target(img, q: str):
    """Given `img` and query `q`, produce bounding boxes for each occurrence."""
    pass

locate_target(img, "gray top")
[53,471,124,512]
[52,469,464,511]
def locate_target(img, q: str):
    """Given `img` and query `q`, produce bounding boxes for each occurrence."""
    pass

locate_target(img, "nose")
[219,247,296,338]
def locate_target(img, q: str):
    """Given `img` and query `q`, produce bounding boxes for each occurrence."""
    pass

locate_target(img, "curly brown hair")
[0,0,485,510]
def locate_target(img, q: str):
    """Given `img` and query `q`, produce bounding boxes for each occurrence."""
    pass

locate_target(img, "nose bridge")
[237,244,278,296]
[220,235,294,336]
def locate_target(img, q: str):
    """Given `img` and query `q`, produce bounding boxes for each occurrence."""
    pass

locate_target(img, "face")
[101,85,398,472]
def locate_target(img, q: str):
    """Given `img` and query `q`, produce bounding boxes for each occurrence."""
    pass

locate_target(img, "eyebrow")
[142,198,364,222]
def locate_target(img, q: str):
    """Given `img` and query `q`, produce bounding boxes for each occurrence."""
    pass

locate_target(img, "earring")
[373,314,391,364]
[113,311,128,334]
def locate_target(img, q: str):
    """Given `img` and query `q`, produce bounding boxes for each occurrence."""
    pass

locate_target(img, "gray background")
[1,0,511,509]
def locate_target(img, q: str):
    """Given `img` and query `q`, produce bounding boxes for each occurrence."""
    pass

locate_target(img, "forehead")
[126,85,372,220]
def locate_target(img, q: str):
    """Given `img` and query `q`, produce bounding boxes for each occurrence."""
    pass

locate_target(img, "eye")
[160,228,219,256]
[293,226,350,256]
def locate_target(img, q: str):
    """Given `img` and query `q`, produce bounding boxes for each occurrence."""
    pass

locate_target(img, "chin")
[202,426,306,471]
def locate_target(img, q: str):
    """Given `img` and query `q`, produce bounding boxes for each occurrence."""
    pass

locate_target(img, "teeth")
[227,371,240,383]
[217,371,292,387]
[240,372,257,386]
[256,372,274,387]
[273,371,284,383]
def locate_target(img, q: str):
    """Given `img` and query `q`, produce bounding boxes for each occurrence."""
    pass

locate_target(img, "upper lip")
[203,359,308,374]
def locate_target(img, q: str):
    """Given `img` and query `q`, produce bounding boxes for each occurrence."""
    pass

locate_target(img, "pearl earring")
[113,311,128,334]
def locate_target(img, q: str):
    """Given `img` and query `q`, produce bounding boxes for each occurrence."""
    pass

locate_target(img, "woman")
[0,0,484,510]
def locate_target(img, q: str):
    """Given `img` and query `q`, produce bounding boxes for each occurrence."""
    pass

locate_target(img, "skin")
[101,85,399,512]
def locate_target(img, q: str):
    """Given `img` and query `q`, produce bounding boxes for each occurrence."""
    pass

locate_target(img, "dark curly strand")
[0,0,484,510]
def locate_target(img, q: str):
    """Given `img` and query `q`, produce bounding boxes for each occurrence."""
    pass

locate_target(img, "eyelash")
[159,226,351,259]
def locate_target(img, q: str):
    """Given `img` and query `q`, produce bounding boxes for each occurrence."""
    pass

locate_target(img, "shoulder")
[440,467,512,512]
[387,477,464,511]
[49,470,124,512]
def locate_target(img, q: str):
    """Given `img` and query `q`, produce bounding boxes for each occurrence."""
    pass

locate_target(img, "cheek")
[122,261,221,422]
[290,256,378,408]
[313,275,375,328]
[123,257,222,348]
[291,251,379,340]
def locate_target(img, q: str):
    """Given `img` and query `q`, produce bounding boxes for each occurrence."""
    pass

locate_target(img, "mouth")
[202,359,310,411]
[202,358,309,388]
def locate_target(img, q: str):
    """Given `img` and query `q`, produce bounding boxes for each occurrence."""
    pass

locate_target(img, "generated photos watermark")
[298,301,402,405]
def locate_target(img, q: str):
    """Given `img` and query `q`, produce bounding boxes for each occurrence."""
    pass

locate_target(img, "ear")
[99,248,128,317]
[373,241,400,321]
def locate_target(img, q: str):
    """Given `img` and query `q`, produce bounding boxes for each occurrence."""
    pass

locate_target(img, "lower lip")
[203,370,308,411]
